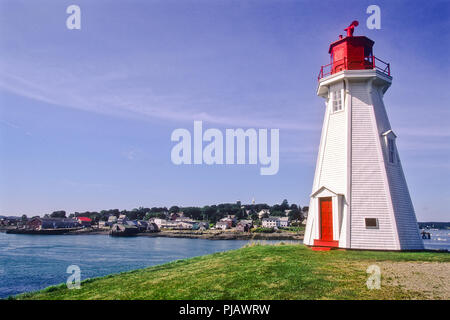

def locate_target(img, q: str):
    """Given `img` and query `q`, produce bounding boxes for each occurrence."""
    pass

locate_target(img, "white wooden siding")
[350,82,398,250]
[318,91,346,194]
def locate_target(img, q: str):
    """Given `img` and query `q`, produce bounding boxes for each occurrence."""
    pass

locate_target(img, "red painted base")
[311,246,331,251]
[310,239,339,251]
[313,239,339,247]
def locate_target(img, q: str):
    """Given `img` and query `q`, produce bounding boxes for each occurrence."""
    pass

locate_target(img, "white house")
[152,218,167,228]
[304,22,423,251]
[262,217,278,228]
[262,217,289,229]
[215,221,230,230]
[107,215,117,223]
[278,217,289,228]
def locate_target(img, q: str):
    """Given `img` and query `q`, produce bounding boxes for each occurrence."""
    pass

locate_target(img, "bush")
[251,227,275,233]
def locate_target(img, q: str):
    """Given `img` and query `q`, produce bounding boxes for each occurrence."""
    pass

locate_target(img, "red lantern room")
[318,21,391,80]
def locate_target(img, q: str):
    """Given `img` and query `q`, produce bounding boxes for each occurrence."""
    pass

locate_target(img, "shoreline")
[0,227,304,241]
[137,230,304,241]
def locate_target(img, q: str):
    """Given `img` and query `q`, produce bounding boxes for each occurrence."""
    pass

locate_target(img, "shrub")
[251,227,275,233]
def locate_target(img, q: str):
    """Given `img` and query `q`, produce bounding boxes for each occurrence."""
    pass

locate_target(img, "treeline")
[34,199,308,224]
[418,222,450,230]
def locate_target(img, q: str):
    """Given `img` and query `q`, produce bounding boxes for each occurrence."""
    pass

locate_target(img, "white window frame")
[332,90,343,113]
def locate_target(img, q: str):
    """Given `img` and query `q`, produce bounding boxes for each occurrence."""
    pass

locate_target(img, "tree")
[271,211,285,217]
[50,210,66,218]
[301,206,309,220]
[288,208,301,221]
[169,206,180,213]
[21,214,27,221]
[236,208,245,220]
[280,199,289,211]
[183,207,202,220]
[201,206,217,222]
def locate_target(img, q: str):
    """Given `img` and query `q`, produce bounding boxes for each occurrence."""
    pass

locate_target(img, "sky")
[0,0,449,221]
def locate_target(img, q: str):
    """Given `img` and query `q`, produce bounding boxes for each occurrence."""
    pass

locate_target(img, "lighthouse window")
[388,138,395,163]
[332,90,342,112]
[365,218,379,229]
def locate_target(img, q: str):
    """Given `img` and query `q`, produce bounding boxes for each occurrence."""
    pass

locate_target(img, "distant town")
[0,200,309,238]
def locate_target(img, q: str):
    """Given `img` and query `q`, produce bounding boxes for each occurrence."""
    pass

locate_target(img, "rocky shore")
[139,229,304,241]
[1,226,304,241]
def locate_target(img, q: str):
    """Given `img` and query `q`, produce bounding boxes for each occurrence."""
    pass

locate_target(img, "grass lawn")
[15,243,449,300]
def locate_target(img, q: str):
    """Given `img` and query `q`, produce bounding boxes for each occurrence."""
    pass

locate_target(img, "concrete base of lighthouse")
[303,69,424,251]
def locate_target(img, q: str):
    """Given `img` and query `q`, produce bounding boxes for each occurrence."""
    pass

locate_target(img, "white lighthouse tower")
[304,21,424,251]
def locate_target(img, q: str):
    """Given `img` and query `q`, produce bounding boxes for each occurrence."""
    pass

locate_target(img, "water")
[421,229,450,251]
[0,233,287,298]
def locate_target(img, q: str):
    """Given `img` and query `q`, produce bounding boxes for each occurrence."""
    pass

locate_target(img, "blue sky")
[0,0,449,221]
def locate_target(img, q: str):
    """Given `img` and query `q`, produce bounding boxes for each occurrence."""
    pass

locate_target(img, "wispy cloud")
[0,118,32,136]
[0,63,318,132]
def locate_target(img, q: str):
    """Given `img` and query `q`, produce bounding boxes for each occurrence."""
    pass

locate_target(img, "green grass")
[15,244,449,300]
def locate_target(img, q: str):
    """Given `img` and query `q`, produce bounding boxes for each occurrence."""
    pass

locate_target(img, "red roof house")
[77,217,92,226]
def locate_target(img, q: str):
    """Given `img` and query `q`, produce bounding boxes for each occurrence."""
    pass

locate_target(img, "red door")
[320,198,333,241]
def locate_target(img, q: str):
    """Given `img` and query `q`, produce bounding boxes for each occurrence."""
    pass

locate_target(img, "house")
[110,223,139,236]
[194,222,209,230]
[177,221,195,229]
[26,217,80,230]
[220,215,236,227]
[137,220,148,232]
[2,216,21,226]
[153,218,167,228]
[107,215,118,223]
[157,219,196,230]
[257,209,270,219]
[98,221,108,228]
[236,220,253,232]
[278,217,289,228]
[169,212,180,221]
[215,221,230,230]
[225,215,237,224]
[262,217,279,228]
[77,217,92,227]
[159,220,178,229]
[175,217,194,223]
[125,220,139,228]
[118,214,127,223]
[147,222,159,232]
[124,220,148,232]
[218,218,233,228]
[261,217,289,229]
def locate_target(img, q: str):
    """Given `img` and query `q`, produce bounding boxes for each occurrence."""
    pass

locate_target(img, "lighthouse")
[304,21,424,251]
